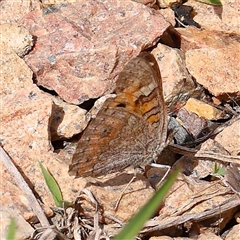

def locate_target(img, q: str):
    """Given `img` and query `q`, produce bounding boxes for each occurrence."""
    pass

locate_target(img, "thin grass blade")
[39,161,63,207]
[6,218,16,240]
[195,0,222,5]
[113,168,180,240]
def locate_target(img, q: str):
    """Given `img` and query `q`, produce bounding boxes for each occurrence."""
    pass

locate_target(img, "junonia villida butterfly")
[69,52,168,177]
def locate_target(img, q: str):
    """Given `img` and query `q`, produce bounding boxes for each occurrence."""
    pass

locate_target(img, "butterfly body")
[69,52,167,177]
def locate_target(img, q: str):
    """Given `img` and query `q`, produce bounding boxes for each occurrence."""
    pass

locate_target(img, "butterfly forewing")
[69,52,167,177]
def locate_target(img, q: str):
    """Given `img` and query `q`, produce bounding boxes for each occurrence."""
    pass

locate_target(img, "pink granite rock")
[215,119,240,156]
[0,23,33,57]
[0,0,41,24]
[0,86,86,237]
[0,46,33,97]
[132,0,156,6]
[151,43,203,112]
[50,96,89,140]
[177,27,240,52]
[158,7,176,26]
[20,0,170,104]
[177,26,240,102]
[186,0,240,34]
[0,86,53,163]
[185,45,240,100]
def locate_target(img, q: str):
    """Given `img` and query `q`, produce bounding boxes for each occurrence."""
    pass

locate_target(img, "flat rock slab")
[20,0,170,104]
[185,45,240,100]
[178,27,240,101]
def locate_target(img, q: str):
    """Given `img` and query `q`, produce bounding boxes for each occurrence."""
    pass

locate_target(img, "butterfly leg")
[114,169,138,211]
[148,163,171,189]
[115,164,171,210]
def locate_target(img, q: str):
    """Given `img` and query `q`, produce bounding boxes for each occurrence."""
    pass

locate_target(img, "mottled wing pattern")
[69,52,167,177]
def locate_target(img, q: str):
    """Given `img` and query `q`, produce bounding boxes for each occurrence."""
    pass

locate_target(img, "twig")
[174,17,188,28]
[0,146,50,228]
[169,143,240,165]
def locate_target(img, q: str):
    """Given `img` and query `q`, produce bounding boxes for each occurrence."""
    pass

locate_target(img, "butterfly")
[69,52,168,178]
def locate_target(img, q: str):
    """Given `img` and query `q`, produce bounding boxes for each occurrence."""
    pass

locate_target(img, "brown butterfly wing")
[69,52,167,177]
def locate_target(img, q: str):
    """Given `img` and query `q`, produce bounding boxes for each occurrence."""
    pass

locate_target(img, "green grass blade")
[214,163,226,176]
[6,218,16,240]
[39,161,63,207]
[113,168,180,240]
[195,0,222,5]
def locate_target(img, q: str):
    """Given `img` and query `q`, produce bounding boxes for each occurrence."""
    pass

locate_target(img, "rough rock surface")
[0,86,87,238]
[0,202,34,240]
[0,23,34,97]
[0,86,53,238]
[185,45,240,100]
[178,26,240,102]
[158,7,176,26]
[50,96,89,140]
[0,23,33,57]
[0,46,33,97]
[157,0,181,8]
[20,0,170,104]
[225,224,240,240]
[215,119,240,155]
[177,27,240,52]
[133,0,156,6]
[0,0,41,24]
[0,87,53,154]
[187,0,240,34]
